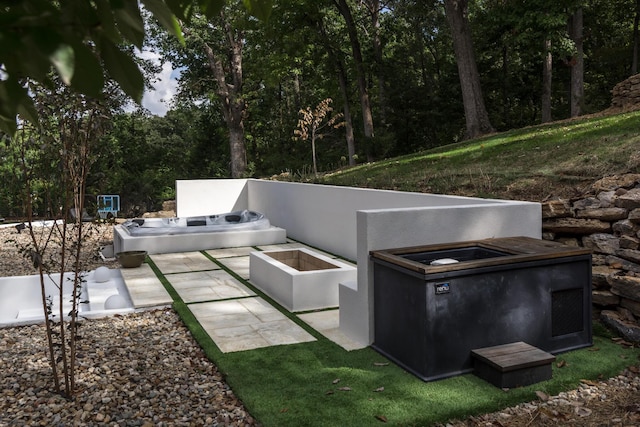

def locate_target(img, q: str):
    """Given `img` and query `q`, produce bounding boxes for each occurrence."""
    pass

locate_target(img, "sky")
[137,50,180,117]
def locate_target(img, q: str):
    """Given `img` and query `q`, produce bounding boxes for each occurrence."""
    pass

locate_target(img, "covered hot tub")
[370,236,592,382]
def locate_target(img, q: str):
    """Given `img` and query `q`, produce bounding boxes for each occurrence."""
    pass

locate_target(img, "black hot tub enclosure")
[370,236,592,382]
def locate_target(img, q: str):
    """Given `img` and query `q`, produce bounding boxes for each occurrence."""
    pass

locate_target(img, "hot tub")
[113,210,287,255]
[370,236,592,382]
[0,268,134,328]
[121,210,270,236]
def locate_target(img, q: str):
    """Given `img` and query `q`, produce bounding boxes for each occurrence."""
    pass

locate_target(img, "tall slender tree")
[361,0,388,125]
[202,8,247,178]
[634,0,640,74]
[333,0,376,157]
[158,6,249,178]
[569,7,584,117]
[542,38,553,123]
[316,15,357,165]
[443,0,494,139]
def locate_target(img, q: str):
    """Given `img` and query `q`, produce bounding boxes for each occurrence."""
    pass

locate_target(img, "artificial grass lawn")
[145,257,640,426]
[165,289,640,426]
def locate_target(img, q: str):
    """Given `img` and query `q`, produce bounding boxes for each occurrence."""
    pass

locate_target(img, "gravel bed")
[1,223,639,426]
[439,367,640,426]
[0,309,257,426]
[0,222,118,277]
[1,224,257,426]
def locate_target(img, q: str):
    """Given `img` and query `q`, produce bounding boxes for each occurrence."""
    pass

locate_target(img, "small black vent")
[551,288,584,337]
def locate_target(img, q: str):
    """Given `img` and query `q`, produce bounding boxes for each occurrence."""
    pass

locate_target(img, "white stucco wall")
[245,179,522,261]
[176,179,249,217]
[175,178,542,347]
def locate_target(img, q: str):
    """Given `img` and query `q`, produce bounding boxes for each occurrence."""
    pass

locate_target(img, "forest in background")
[1,0,638,217]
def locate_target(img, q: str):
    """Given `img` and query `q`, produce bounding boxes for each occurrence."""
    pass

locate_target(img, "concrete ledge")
[338,281,368,349]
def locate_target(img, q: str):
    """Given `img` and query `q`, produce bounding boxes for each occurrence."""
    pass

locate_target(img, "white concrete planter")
[250,248,356,312]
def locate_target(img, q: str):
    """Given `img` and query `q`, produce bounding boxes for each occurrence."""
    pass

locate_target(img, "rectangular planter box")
[370,236,592,382]
[250,248,356,312]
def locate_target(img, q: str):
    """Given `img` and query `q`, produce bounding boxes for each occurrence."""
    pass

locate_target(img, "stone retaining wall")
[610,74,640,111]
[542,173,640,342]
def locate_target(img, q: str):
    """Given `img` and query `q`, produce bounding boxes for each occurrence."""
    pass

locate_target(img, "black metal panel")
[552,288,585,337]
[372,243,592,383]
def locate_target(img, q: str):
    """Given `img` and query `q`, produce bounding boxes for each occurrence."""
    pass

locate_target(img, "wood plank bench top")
[471,342,555,373]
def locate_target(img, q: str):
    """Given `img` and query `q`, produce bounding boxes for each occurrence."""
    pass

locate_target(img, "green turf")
[160,256,640,427]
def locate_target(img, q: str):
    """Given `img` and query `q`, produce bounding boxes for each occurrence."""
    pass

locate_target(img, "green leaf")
[69,43,104,97]
[100,37,144,103]
[113,1,145,48]
[0,78,37,135]
[94,0,120,42]
[16,97,39,127]
[20,28,62,83]
[142,0,185,45]
[197,0,226,19]
[242,0,273,21]
[50,44,75,86]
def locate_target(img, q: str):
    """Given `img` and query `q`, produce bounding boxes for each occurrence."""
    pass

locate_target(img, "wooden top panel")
[370,236,591,275]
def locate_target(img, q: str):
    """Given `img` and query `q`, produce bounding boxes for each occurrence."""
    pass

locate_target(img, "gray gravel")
[0,309,258,426]
[0,223,119,278]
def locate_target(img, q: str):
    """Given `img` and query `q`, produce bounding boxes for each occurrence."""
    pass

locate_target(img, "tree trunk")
[201,12,247,178]
[444,0,494,139]
[541,38,553,123]
[502,44,509,126]
[333,0,375,158]
[336,57,357,166]
[633,0,640,75]
[568,8,584,118]
[363,0,387,125]
[317,17,356,166]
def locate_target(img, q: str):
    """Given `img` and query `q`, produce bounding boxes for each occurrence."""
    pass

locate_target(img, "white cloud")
[137,50,179,117]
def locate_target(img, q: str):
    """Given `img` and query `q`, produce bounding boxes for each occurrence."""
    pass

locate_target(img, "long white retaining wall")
[176,178,541,347]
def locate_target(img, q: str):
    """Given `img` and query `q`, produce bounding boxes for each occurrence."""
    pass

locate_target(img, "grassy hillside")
[318,110,640,201]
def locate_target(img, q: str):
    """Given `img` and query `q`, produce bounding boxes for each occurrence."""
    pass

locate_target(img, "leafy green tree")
[0,0,272,135]
[152,5,253,178]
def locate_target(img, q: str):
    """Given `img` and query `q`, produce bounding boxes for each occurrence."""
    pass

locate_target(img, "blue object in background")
[97,195,120,219]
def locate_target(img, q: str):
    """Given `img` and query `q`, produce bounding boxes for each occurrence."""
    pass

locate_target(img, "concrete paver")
[121,248,361,353]
[206,247,256,259]
[120,264,172,308]
[217,256,250,280]
[166,270,256,303]
[298,309,362,351]
[150,251,218,274]
[190,298,316,352]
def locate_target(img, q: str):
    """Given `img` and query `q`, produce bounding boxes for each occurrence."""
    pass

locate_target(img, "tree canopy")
[2,0,638,217]
[0,0,272,134]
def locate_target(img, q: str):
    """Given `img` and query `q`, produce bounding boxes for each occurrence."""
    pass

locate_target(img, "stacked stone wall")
[542,173,640,342]
[610,74,640,111]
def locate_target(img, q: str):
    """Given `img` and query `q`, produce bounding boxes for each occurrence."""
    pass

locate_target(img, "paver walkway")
[119,264,172,308]
[121,243,361,352]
